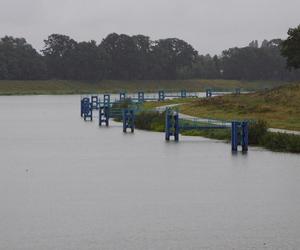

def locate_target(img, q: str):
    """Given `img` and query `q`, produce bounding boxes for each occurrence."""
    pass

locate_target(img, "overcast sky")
[0,0,299,55]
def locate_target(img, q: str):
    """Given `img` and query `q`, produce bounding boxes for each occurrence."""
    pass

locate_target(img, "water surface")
[0,95,299,250]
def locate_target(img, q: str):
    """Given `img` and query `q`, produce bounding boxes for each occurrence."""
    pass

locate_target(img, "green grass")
[179,83,300,131]
[0,79,294,95]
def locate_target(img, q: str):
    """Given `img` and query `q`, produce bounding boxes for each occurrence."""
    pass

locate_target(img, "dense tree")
[99,33,140,80]
[42,34,77,79]
[281,25,300,69]
[219,39,300,80]
[150,38,198,79]
[191,54,220,79]
[69,41,105,80]
[0,36,46,80]
[132,35,152,79]
[0,32,300,81]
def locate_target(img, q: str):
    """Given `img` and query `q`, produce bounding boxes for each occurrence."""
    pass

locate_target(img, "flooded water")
[0,95,299,250]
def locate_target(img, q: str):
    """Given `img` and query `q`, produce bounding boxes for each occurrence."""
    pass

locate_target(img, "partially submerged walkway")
[156,104,300,135]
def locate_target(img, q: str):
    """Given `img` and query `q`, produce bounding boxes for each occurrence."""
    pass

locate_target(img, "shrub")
[135,111,165,132]
[260,132,300,153]
[248,120,268,145]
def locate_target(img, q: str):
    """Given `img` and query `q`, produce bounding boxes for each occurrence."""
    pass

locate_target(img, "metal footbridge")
[80,89,248,152]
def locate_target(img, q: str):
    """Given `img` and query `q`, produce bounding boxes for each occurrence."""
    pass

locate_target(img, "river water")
[0,95,299,250]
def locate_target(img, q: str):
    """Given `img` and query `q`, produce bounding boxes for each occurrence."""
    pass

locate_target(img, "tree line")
[0,31,299,81]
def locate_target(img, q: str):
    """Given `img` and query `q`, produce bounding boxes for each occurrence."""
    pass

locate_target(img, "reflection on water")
[0,95,299,250]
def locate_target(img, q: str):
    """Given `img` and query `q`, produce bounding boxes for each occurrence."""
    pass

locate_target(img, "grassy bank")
[0,79,293,95]
[134,83,300,153]
[178,83,300,131]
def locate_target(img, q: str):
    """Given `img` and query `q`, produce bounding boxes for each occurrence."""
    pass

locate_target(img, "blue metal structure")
[206,89,212,98]
[99,106,109,126]
[82,89,245,110]
[80,93,250,152]
[103,94,111,106]
[165,108,248,152]
[120,92,126,101]
[138,91,145,103]
[206,88,242,98]
[235,88,241,95]
[231,121,248,152]
[122,109,135,133]
[91,96,99,110]
[98,94,111,126]
[158,90,165,101]
[81,97,93,121]
[165,108,179,141]
[80,98,85,117]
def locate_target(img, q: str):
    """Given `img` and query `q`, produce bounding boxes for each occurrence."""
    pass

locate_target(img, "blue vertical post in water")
[158,90,165,101]
[103,94,110,107]
[206,89,212,98]
[241,121,249,152]
[138,91,145,103]
[165,108,179,141]
[91,96,99,110]
[181,89,187,98]
[122,109,135,133]
[99,94,110,126]
[231,121,248,152]
[80,98,85,117]
[120,92,126,101]
[82,97,93,121]
[99,106,109,126]
[235,88,241,95]
[231,121,238,151]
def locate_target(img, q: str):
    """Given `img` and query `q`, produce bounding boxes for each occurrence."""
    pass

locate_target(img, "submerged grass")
[134,110,300,153]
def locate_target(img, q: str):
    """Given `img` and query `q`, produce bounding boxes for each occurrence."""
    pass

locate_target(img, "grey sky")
[0,0,299,55]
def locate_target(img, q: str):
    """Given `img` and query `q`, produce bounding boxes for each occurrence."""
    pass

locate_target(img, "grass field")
[0,79,294,95]
[140,82,300,131]
[178,83,300,131]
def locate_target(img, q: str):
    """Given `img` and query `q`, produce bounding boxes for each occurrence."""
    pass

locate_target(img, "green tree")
[150,38,197,79]
[281,25,300,69]
[0,36,46,80]
[68,41,105,80]
[42,34,77,79]
[100,33,139,79]
[132,35,152,79]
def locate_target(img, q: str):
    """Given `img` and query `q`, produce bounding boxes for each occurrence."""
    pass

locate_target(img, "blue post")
[165,109,171,141]
[120,92,126,101]
[82,98,92,121]
[235,88,241,95]
[104,94,110,107]
[242,121,249,152]
[165,108,180,141]
[181,89,187,98]
[80,98,84,117]
[231,121,238,151]
[174,112,179,141]
[206,89,212,98]
[91,96,99,110]
[122,109,135,133]
[231,121,248,152]
[158,90,165,101]
[130,109,135,133]
[138,91,145,103]
[99,106,109,126]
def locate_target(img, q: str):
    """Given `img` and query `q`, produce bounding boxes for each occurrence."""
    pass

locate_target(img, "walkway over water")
[81,88,244,105]
[80,91,250,152]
